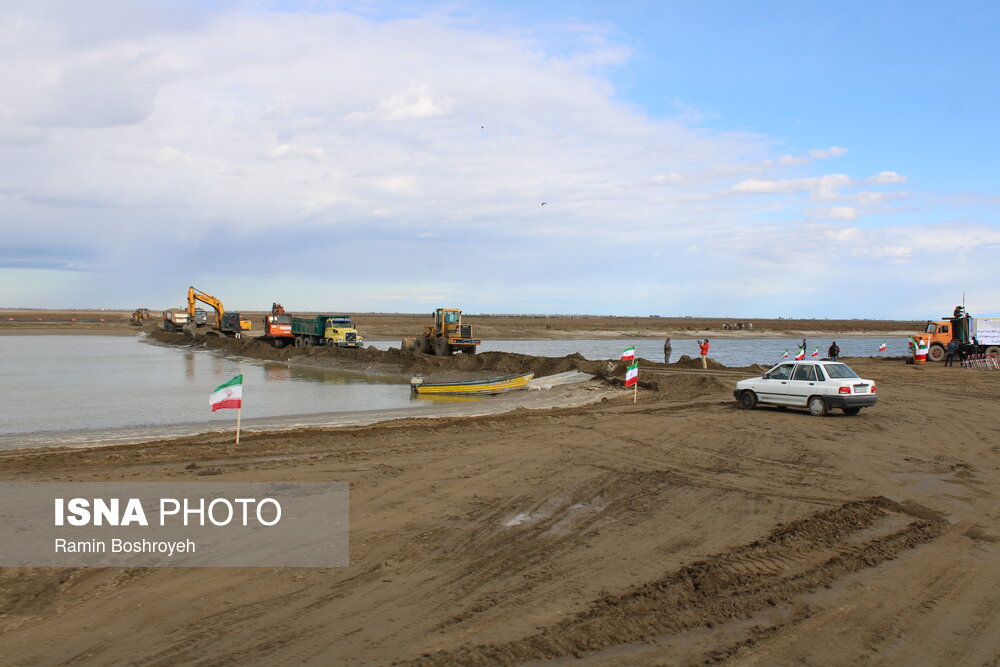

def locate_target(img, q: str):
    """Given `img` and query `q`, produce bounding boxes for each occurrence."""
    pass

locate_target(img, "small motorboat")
[410,372,534,396]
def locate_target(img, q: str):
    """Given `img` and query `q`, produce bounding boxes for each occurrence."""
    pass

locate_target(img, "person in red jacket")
[699,339,710,369]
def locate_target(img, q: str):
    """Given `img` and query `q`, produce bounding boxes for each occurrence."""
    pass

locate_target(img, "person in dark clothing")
[945,339,957,367]
[828,341,840,362]
[663,338,672,364]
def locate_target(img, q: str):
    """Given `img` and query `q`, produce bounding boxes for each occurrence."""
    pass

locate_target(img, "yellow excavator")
[186,286,252,337]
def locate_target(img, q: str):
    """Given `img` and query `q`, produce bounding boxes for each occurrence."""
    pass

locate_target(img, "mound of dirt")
[147,330,622,382]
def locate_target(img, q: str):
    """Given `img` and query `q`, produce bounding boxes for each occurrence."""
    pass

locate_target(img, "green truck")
[290,315,364,348]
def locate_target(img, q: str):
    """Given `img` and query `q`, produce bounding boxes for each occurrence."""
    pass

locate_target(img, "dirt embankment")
[147,329,766,395]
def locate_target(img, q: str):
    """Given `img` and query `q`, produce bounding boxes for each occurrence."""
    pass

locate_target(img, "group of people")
[661,337,712,369]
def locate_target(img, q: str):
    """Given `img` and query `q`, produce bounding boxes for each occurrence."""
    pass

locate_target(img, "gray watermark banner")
[0,482,348,567]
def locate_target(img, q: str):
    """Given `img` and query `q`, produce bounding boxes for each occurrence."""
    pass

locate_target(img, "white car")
[733,360,877,416]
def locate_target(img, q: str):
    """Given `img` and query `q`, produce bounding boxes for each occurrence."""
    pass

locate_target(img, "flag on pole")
[781,350,789,359]
[794,349,805,361]
[811,347,819,357]
[620,346,635,361]
[879,341,887,352]
[210,374,243,411]
[624,361,639,387]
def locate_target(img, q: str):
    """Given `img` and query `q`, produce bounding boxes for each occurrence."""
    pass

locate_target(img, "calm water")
[0,335,909,437]
[0,336,410,435]
[370,336,911,367]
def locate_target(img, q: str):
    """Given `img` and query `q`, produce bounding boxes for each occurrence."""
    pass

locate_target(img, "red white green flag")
[210,374,243,412]
[624,362,639,387]
[811,347,819,357]
[620,346,635,361]
[879,341,887,352]
[794,349,805,361]
[781,350,789,359]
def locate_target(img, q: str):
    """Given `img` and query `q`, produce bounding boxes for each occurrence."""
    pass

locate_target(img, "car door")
[758,363,796,405]
[786,363,819,407]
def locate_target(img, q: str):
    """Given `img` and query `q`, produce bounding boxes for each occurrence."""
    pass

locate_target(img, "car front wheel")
[807,396,828,416]
[740,390,758,410]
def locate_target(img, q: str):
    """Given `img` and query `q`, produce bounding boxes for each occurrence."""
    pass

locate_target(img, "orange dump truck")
[920,307,1000,361]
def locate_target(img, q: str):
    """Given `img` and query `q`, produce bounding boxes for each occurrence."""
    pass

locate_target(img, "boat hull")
[411,373,534,395]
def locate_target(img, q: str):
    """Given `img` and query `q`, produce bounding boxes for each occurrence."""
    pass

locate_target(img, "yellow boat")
[410,373,534,396]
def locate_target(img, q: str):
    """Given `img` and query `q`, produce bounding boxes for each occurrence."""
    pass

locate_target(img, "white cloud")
[809,146,848,159]
[819,206,860,221]
[345,84,454,122]
[729,174,851,200]
[867,170,907,184]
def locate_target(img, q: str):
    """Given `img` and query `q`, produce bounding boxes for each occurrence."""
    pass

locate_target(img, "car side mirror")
[762,373,769,379]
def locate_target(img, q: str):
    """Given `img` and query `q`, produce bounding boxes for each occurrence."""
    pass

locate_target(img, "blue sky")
[1,1,997,317]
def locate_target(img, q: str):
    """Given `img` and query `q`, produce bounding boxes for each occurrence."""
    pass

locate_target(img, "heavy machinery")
[402,308,480,355]
[129,308,150,326]
[290,314,364,348]
[920,305,1000,361]
[162,308,190,332]
[261,303,294,348]
[186,286,252,337]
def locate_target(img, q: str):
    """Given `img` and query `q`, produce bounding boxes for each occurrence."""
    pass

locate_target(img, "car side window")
[814,365,826,381]
[792,365,817,381]
[770,364,795,380]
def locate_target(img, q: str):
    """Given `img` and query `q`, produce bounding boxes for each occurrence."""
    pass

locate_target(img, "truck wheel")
[843,407,861,416]
[462,347,476,354]
[986,346,1000,357]
[434,338,450,356]
[927,344,946,362]
[807,396,828,417]
[739,391,758,410]
[273,339,285,349]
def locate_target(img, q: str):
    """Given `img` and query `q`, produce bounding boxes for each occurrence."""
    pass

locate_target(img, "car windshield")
[823,364,860,379]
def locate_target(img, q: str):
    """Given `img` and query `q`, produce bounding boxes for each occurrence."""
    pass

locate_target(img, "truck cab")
[324,316,363,348]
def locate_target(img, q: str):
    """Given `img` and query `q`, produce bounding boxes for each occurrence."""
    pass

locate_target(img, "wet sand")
[1,357,998,665]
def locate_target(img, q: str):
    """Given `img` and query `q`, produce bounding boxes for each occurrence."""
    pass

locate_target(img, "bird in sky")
[541,202,547,206]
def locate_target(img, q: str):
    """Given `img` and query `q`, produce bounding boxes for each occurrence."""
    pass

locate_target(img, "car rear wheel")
[843,407,861,416]
[808,396,828,416]
[740,391,758,410]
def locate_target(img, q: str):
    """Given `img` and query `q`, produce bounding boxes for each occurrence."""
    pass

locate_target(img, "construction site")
[1,302,999,665]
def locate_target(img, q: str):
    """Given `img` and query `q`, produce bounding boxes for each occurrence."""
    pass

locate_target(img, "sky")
[1,0,998,318]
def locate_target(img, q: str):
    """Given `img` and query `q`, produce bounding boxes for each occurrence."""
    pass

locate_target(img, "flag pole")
[633,372,638,404]
[235,407,241,446]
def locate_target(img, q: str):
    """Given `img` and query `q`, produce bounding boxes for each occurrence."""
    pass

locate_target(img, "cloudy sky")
[1,1,998,317]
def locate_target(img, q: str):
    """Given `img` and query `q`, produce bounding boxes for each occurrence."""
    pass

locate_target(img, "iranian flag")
[879,341,887,352]
[624,362,639,387]
[210,375,243,412]
[794,349,805,361]
[621,346,635,361]
[811,347,819,357]
[781,350,789,359]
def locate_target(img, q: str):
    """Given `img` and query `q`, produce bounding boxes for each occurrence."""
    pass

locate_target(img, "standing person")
[828,341,840,362]
[699,339,710,369]
[945,339,957,367]
[799,338,807,357]
[663,338,672,364]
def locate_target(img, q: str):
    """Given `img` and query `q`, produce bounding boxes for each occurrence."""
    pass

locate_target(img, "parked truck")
[402,308,480,355]
[261,303,294,348]
[162,308,190,332]
[290,314,363,348]
[920,306,1000,361]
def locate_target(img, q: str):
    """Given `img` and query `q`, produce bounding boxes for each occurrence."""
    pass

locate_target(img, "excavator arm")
[187,286,226,328]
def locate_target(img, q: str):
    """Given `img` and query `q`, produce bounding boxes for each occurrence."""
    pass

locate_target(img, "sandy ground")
[1,355,998,665]
[0,309,921,340]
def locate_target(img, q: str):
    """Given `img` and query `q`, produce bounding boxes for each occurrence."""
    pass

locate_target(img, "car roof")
[774,360,848,365]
